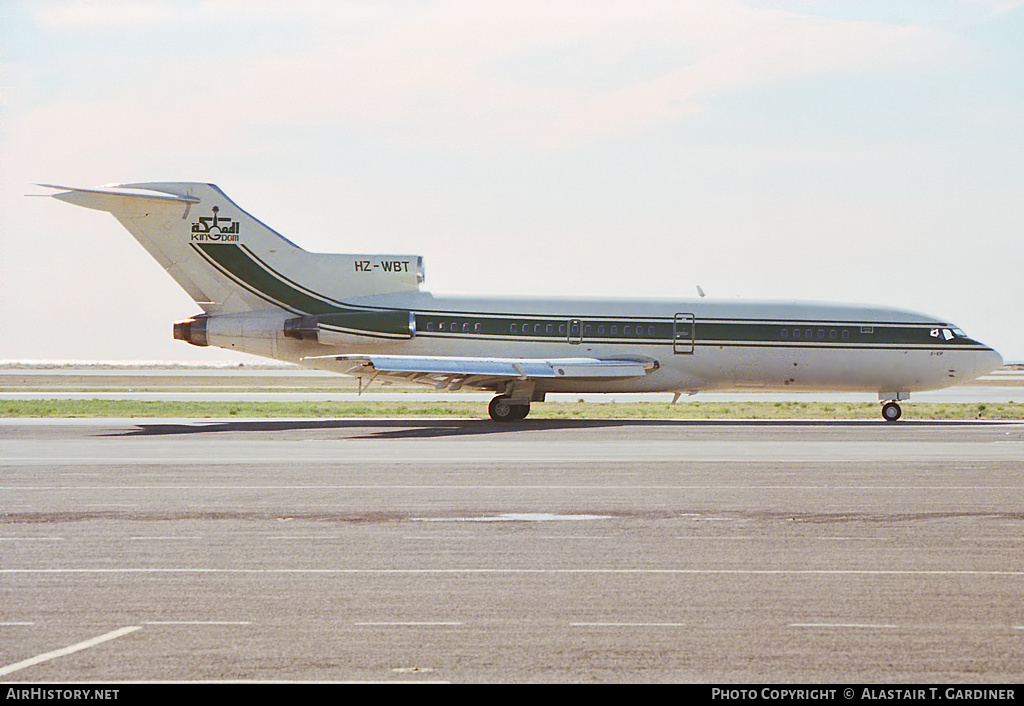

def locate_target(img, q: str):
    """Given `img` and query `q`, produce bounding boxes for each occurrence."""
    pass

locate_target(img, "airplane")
[41,181,1003,422]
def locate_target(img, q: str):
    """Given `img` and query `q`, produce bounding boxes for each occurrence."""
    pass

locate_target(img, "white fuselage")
[204,292,1003,399]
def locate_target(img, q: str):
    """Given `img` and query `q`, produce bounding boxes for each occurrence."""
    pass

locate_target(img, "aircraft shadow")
[103,417,1009,439]
[107,418,632,439]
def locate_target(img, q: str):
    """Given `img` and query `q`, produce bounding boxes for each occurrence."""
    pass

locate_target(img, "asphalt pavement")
[2,418,1023,683]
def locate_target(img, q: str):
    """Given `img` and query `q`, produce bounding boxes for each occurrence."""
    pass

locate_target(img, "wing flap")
[306,354,655,392]
[314,354,651,379]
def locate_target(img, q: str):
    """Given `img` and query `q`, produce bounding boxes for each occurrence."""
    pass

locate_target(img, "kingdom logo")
[191,206,240,241]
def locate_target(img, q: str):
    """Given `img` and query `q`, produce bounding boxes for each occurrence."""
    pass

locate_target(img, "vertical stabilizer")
[43,182,424,315]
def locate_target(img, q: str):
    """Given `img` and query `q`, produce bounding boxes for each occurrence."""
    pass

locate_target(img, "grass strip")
[3,399,1023,420]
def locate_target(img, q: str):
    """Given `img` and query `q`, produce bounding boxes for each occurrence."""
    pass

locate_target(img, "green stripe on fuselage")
[193,244,986,352]
[195,243,344,315]
[413,314,984,349]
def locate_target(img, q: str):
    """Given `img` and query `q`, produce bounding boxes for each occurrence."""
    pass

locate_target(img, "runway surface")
[2,418,1024,683]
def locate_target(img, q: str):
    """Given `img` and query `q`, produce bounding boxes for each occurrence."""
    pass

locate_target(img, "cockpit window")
[931,327,968,341]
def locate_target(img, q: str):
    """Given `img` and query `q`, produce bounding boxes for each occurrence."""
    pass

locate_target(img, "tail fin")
[43,182,424,315]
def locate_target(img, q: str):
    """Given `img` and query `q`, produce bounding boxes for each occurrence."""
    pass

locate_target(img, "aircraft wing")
[307,354,656,392]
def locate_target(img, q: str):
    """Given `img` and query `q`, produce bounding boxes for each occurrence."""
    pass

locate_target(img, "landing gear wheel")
[881,401,902,422]
[489,395,529,422]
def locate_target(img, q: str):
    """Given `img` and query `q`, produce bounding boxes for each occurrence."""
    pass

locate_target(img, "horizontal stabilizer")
[38,183,200,212]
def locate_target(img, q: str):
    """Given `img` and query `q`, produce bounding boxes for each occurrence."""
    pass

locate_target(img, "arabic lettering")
[190,206,240,241]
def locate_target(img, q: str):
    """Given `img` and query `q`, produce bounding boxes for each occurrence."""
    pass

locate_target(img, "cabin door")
[673,313,694,354]
[568,318,582,345]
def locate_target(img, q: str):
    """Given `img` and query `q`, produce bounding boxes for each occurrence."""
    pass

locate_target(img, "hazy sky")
[2,0,1022,363]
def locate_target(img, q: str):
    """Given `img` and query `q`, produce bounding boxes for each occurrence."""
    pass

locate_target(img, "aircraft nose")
[974,346,1004,379]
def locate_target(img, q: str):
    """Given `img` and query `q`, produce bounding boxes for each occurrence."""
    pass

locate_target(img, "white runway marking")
[268,536,343,540]
[3,568,1023,576]
[533,535,616,539]
[7,483,1023,493]
[129,536,202,541]
[790,623,898,629]
[402,536,478,540]
[0,626,140,677]
[410,513,612,522]
[572,622,688,627]
[355,622,464,627]
[673,536,889,541]
[675,536,758,540]
[143,621,251,625]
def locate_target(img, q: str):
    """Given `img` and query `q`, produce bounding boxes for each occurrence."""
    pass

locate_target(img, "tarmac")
[2,417,1023,683]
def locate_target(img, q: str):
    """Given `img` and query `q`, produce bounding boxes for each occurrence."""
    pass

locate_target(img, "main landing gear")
[881,401,902,422]
[488,394,530,422]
